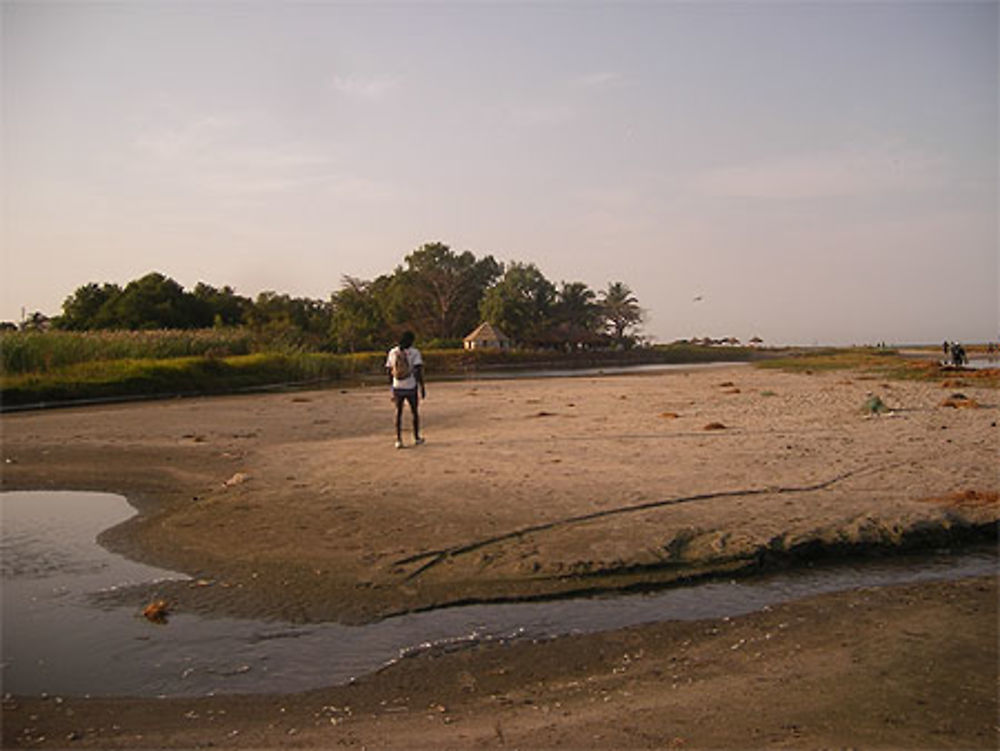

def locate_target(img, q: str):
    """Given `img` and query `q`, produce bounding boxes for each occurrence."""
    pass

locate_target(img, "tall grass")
[0,332,763,408]
[1,353,358,406]
[0,329,255,375]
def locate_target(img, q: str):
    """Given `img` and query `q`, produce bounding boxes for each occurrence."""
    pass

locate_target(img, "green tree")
[192,283,250,327]
[329,276,387,352]
[109,272,198,329]
[247,291,332,348]
[395,242,502,340]
[56,282,123,330]
[479,262,556,345]
[551,281,602,347]
[599,281,643,345]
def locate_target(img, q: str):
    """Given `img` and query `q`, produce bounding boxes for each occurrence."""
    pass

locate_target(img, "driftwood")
[394,467,866,581]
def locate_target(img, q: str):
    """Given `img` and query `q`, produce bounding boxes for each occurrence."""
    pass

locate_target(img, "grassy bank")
[0,353,352,408]
[0,329,256,375]
[755,347,1000,387]
[0,338,760,409]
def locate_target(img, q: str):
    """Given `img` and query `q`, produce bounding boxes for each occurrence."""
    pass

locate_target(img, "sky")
[2,1,997,346]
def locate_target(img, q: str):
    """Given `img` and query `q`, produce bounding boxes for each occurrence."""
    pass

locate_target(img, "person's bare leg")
[395,397,405,447]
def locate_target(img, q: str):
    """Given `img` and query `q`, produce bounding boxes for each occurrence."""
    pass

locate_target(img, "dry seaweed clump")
[918,490,999,508]
[940,393,980,409]
[142,599,170,623]
[863,395,890,415]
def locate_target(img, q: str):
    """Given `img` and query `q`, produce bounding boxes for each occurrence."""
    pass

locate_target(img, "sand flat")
[1,364,995,622]
[2,363,997,749]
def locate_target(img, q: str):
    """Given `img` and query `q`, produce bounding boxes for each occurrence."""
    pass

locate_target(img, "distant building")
[463,322,511,351]
[19,312,52,332]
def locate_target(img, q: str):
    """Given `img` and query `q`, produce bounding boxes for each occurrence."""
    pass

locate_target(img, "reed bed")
[0,329,256,375]
[1,353,353,407]
[0,333,760,408]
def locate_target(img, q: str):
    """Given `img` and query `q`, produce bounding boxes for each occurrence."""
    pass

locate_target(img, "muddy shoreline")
[4,577,997,749]
[2,365,998,747]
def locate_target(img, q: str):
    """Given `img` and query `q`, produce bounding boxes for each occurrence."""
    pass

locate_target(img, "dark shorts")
[392,388,419,408]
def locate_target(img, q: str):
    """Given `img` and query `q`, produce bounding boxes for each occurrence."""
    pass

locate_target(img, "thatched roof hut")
[463,322,511,350]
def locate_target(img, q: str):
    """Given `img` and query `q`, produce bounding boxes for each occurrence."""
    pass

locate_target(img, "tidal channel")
[1,490,995,698]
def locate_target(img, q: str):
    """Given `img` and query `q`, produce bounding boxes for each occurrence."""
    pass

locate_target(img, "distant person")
[951,343,967,367]
[386,331,426,449]
[942,341,950,359]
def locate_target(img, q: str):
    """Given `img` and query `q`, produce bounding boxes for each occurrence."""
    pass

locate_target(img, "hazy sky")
[2,1,997,345]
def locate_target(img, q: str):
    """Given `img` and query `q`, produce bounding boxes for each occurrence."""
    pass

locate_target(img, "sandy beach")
[2,363,998,748]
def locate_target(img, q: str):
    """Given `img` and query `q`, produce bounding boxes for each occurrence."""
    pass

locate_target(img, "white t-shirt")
[386,346,423,390]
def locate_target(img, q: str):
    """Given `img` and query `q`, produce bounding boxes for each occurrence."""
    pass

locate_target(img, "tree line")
[26,242,645,353]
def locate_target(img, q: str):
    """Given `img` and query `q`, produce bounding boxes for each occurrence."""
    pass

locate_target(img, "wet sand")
[2,364,998,748]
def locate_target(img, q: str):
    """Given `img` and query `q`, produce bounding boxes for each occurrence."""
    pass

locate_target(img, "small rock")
[223,472,250,487]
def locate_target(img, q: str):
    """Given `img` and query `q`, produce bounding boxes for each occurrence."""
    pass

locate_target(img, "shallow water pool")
[1,490,995,698]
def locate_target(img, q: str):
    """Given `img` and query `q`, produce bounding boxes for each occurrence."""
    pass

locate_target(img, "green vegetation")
[1,329,255,375]
[1,242,764,407]
[14,242,648,353]
[754,348,889,373]
[755,347,999,387]
[1,341,757,408]
[1,353,350,407]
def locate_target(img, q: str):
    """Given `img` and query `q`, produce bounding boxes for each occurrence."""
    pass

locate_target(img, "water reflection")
[1,491,188,696]
[465,360,748,380]
[1,491,995,698]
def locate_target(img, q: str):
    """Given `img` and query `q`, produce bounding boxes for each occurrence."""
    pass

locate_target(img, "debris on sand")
[940,393,979,409]
[224,472,251,487]
[660,412,680,419]
[703,422,727,431]
[917,489,998,508]
[862,395,891,416]
[142,599,170,624]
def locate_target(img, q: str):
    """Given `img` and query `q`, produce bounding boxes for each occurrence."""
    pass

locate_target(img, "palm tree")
[553,281,600,346]
[599,281,643,344]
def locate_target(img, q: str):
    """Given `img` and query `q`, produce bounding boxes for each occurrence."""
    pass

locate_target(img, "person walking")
[386,331,426,449]
[951,342,967,367]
